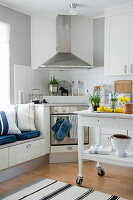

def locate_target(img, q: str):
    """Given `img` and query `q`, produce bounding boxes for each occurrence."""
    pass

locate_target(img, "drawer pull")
[67,146,73,150]
[124,65,128,74]
[130,64,133,73]
[26,144,31,148]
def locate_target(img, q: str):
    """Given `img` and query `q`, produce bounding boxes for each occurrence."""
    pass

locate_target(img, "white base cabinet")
[0,149,8,170]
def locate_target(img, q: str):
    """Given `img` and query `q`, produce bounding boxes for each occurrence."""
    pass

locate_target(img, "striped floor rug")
[0,177,127,200]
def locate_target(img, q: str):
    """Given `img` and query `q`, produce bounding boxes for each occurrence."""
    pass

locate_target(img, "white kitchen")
[0,0,133,200]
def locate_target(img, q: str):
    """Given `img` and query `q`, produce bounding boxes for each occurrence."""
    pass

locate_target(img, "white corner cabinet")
[104,5,133,75]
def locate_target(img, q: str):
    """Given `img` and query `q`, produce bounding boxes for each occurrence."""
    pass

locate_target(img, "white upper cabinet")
[129,13,133,75]
[104,5,133,75]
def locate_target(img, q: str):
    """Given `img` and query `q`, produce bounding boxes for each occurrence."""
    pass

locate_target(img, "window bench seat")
[0,136,45,171]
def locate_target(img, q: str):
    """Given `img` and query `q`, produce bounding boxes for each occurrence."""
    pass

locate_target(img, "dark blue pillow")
[0,111,9,136]
[15,131,40,141]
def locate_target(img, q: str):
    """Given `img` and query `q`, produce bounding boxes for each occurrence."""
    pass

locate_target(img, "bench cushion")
[15,131,40,141]
[0,135,16,145]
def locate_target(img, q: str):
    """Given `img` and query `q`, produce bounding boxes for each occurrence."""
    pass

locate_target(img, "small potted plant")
[118,96,132,114]
[110,91,118,110]
[89,90,101,111]
[48,76,59,96]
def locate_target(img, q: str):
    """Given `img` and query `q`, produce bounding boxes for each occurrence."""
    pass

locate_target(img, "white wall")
[31,15,56,69]
[14,65,49,103]
[0,5,31,103]
[93,17,104,67]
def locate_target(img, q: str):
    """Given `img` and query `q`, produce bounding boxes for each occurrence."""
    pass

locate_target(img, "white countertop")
[35,103,88,107]
[75,110,133,119]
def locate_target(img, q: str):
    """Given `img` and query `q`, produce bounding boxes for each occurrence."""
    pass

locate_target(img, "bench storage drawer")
[9,139,45,167]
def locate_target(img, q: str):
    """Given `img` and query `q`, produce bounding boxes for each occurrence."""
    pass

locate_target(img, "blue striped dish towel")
[69,115,78,139]
[88,144,113,155]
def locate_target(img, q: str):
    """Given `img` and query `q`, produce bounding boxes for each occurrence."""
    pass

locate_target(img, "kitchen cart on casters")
[75,111,133,187]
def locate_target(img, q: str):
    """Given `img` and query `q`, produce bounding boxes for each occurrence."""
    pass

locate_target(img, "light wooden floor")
[0,162,133,199]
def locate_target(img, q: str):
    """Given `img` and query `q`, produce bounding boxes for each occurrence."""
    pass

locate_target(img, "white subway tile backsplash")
[49,67,133,97]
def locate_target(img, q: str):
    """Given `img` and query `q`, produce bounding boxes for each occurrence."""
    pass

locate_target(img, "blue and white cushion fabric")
[15,103,36,132]
[0,111,9,135]
[0,107,21,135]
[5,109,21,134]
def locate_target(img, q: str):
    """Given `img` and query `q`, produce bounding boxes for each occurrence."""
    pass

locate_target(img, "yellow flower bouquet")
[118,96,130,104]
[114,107,123,113]
[97,105,124,113]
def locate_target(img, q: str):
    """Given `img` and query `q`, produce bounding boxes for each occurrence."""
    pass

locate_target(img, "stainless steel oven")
[50,106,89,146]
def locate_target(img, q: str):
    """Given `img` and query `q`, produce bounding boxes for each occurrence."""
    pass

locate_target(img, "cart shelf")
[82,149,133,168]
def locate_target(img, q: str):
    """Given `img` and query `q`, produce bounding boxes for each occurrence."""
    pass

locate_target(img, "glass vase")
[110,101,117,110]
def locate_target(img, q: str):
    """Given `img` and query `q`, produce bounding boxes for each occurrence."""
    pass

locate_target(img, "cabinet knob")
[26,144,31,148]
[130,64,133,73]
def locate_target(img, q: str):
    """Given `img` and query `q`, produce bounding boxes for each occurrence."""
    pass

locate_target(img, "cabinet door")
[0,148,8,170]
[105,14,129,75]
[129,13,133,74]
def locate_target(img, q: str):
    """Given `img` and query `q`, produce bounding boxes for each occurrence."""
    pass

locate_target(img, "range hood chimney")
[40,15,92,70]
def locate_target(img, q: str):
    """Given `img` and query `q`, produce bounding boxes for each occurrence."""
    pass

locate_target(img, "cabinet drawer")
[51,144,89,153]
[86,117,117,128]
[98,118,117,127]
[101,128,127,135]
[9,139,45,167]
[51,145,78,153]
[0,148,8,170]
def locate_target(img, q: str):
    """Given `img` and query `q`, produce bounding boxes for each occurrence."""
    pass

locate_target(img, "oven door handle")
[51,114,73,117]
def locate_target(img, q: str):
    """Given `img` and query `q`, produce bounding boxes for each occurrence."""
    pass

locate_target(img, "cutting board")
[114,80,132,94]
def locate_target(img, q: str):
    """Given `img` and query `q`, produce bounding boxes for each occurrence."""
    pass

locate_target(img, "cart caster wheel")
[97,168,105,177]
[76,176,83,187]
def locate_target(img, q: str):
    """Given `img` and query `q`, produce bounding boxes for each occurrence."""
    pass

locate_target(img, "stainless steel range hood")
[40,15,92,70]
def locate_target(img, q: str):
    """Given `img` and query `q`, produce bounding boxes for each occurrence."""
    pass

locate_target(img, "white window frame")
[0,21,10,105]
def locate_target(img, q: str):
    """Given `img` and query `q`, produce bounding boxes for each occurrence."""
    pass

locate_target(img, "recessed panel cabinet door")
[105,14,129,75]
[129,13,133,74]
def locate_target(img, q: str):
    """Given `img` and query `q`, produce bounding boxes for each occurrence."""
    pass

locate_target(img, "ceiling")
[0,0,133,17]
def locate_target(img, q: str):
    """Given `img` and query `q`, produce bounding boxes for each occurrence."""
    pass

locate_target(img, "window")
[0,21,10,105]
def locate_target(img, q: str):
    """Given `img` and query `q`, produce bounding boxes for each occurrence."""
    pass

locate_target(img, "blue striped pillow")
[0,111,9,135]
